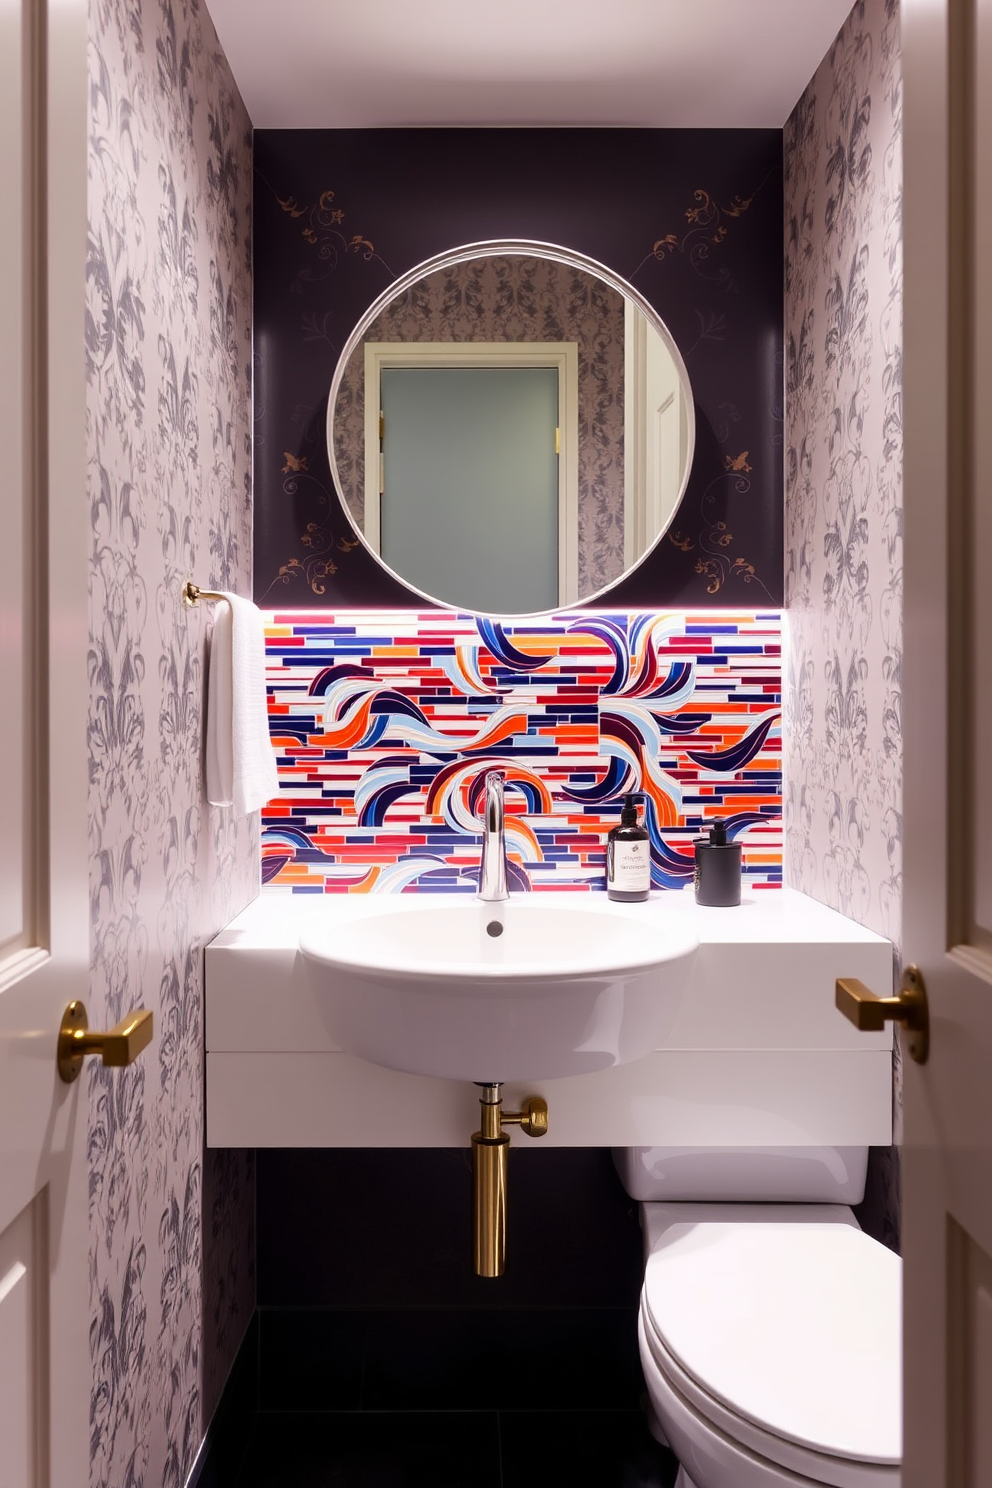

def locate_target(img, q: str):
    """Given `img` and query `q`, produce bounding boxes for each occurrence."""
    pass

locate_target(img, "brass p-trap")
[471,1082,548,1278]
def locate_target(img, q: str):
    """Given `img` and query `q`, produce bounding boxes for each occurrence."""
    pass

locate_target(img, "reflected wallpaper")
[86,0,255,1482]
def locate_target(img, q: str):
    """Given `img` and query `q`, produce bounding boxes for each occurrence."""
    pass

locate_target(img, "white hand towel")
[205,592,279,816]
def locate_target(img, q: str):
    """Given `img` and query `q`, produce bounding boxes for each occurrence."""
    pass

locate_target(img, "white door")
[0,1,92,1481]
[380,365,561,613]
[362,341,580,609]
[900,0,992,1479]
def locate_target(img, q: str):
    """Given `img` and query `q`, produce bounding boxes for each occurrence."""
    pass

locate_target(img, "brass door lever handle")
[57,1000,153,1083]
[835,964,929,1064]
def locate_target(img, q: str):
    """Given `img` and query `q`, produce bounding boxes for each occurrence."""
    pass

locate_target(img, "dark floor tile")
[235,1410,501,1488]
[499,1409,680,1488]
[259,1310,366,1411]
[360,1307,642,1411]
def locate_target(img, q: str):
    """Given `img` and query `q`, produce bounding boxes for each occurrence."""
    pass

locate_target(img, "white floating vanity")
[205,887,893,1149]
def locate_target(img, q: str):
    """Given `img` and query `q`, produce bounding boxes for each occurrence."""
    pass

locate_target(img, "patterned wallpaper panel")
[333,255,627,596]
[784,0,902,949]
[261,611,782,894]
[784,0,902,1252]
[253,128,784,609]
[87,1,256,1483]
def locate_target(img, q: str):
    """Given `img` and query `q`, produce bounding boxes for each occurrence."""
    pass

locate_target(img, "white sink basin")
[298,894,698,1081]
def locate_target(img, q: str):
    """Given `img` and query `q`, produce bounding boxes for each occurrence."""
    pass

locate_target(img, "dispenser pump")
[708,818,728,846]
[619,793,640,827]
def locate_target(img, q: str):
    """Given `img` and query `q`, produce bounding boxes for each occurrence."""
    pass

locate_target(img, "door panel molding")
[0,1195,48,1488]
[948,942,992,988]
[946,1215,992,1488]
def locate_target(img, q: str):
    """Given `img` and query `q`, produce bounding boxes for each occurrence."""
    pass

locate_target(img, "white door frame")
[0,0,90,1481]
[901,0,992,1480]
[364,341,580,606]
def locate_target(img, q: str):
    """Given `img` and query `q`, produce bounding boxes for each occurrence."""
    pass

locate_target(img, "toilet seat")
[640,1310,898,1488]
[638,1210,901,1488]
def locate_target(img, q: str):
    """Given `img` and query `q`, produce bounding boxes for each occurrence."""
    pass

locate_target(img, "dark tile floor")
[215,1309,680,1488]
[235,1408,675,1487]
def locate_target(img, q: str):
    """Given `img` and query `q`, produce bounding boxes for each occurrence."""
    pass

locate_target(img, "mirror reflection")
[327,243,695,615]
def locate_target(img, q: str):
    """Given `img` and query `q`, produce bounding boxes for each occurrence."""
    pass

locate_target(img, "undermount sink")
[298,895,699,1082]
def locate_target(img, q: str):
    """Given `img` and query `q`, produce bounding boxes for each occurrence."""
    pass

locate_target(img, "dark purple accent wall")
[253,128,783,608]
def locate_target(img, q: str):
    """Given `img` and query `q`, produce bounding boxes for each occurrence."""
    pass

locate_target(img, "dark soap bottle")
[694,818,741,906]
[607,793,651,902]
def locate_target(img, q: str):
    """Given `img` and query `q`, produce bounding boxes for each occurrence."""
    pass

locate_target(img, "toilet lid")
[643,1222,901,1464]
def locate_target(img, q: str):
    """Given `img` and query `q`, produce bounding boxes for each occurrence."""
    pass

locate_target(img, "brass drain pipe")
[472,1082,548,1277]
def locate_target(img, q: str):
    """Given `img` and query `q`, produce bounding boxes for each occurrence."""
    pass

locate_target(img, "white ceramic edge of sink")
[213,886,892,954]
[297,900,701,982]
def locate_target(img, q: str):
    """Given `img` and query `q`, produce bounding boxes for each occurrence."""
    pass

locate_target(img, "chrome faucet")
[478,769,509,902]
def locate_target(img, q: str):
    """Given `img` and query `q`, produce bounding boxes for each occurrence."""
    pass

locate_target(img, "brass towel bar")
[181,579,227,607]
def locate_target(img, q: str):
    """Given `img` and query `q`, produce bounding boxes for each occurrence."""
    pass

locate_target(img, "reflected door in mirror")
[380,365,561,614]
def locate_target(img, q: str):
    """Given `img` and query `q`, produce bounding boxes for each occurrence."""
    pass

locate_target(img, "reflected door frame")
[623,300,687,571]
[363,341,580,605]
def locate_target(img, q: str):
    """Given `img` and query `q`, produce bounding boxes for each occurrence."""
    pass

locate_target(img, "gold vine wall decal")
[259,174,395,280]
[630,174,774,291]
[668,464,772,599]
[262,447,364,601]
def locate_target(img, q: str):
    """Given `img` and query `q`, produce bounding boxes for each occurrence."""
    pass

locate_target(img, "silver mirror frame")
[325,238,696,617]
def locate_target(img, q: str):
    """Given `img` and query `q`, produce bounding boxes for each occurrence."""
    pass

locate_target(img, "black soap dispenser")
[694,818,741,906]
[607,793,651,902]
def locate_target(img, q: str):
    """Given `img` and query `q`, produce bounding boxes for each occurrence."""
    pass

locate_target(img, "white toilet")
[614,1146,902,1488]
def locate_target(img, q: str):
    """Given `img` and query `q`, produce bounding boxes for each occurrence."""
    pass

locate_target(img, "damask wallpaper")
[785,0,902,949]
[333,256,627,596]
[86,1,256,1483]
[253,128,784,609]
[784,0,903,1246]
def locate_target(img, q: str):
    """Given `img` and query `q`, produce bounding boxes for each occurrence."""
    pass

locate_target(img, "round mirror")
[327,240,695,616]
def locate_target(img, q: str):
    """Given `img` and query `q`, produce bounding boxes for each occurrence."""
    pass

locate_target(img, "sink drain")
[486,921,504,938]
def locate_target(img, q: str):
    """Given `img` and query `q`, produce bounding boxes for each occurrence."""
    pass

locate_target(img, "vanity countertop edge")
[204,887,894,1150]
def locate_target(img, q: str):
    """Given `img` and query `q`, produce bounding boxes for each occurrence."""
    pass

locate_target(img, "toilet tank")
[613,1145,869,1204]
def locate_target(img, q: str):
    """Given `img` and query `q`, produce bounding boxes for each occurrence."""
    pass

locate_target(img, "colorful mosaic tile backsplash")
[262,611,783,894]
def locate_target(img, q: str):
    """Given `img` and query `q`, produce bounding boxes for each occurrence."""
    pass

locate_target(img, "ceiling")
[205,0,856,131]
